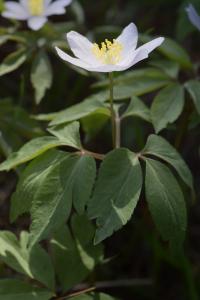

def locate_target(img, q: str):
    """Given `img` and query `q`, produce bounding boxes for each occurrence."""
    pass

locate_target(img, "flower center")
[28,0,44,16]
[92,39,123,64]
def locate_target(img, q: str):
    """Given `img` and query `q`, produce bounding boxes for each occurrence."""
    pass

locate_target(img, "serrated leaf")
[142,134,193,189]
[0,48,28,76]
[31,50,53,104]
[50,92,107,126]
[48,121,82,149]
[88,148,142,244]
[0,136,62,171]
[122,96,151,122]
[51,215,103,292]
[185,80,200,114]
[29,153,96,249]
[145,158,187,246]
[0,231,55,289]
[151,83,185,133]
[10,150,66,222]
[0,122,82,171]
[0,279,53,300]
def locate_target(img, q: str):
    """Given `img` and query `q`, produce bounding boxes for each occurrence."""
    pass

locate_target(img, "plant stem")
[115,110,121,148]
[76,150,105,161]
[109,72,121,148]
[55,278,153,299]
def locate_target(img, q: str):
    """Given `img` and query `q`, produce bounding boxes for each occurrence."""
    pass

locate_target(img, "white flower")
[55,23,164,73]
[186,4,200,31]
[2,0,72,31]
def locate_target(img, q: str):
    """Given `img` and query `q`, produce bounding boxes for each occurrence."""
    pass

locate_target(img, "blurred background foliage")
[0,0,200,300]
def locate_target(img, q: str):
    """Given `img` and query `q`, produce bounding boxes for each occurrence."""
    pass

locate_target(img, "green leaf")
[20,232,55,290]
[145,158,187,246]
[10,150,66,222]
[0,231,55,289]
[48,121,82,149]
[149,59,179,79]
[142,134,193,189]
[0,136,62,171]
[0,122,82,171]
[29,153,96,248]
[51,215,103,291]
[0,231,31,276]
[158,37,192,69]
[151,83,185,133]
[71,214,103,270]
[0,48,28,76]
[0,279,53,300]
[88,148,142,244]
[50,92,107,126]
[140,35,192,69]
[185,80,200,114]
[122,96,151,122]
[31,50,53,104]
[93,67,171,88]
[73,293,117,300]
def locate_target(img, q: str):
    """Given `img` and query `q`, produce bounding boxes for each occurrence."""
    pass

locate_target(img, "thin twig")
[75,149,105,160]
[55,278,153,299]
[109,72,116,148]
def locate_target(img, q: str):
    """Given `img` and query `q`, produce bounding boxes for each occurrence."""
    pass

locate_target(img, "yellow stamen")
[92,39,123,65]
[28,0,44,16]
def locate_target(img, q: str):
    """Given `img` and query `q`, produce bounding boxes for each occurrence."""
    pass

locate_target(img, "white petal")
[114,37,164,71]
[56,45,133,73]
[2,1,29,20]
[19,0,29,10]
[67,31,99,64]
[119,49,149,71]
[27,16,47,31]
[55,47,95,71]
[116,23,138,57]
[136,37,164,54]
[186,4,200,31]
[45,0,72,16]
[45,0,52,6]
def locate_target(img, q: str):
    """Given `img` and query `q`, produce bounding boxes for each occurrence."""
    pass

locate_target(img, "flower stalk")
[109,72,120,149]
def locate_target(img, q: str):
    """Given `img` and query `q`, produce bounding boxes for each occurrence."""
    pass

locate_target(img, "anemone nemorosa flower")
[2,0,72,31]
[55,23,164,73]
[186,4,200,31]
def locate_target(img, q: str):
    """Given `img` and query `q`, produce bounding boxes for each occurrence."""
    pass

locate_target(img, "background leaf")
[0,231,55,289]
[122,96,151,122]
[0,48,28,76]
[185,80,200,115]
[0,279,53,300]
[31,50,53,104]
[151,83,185,133]
[51,214,103,292]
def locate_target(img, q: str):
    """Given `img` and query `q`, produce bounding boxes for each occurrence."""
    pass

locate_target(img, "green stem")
[115,110,121,148]
[108,72,120,148]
